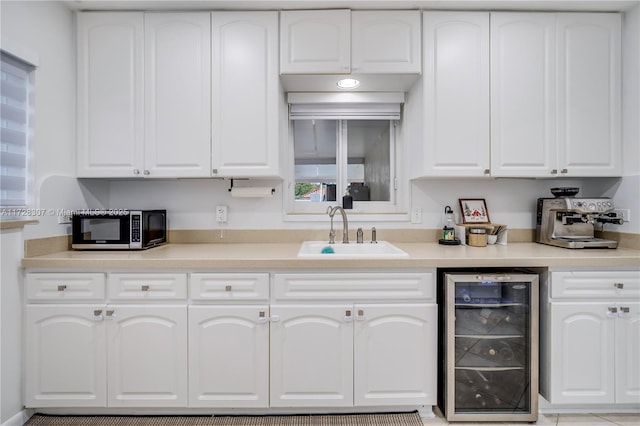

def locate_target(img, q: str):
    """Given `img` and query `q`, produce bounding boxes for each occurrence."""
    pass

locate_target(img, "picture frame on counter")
[459,198,491,224]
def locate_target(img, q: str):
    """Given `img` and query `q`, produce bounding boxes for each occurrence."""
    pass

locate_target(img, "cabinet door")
[77,12,144,178]
[352,11,421,74]
[25,305,107,407]
[490,13,556,177]
[615,302,640,404]
[280,10,351,74]
[556,13,621,177]
[270,304,353,407]
[107,305,187,407]
[353,303,437,406]
[549,302,615,404]
[188,305,269,407]
[211,12,280,177]
[421,12,490,177]
[144,13,211,177]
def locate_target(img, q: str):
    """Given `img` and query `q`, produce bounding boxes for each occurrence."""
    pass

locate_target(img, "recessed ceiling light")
[336,78,360,89]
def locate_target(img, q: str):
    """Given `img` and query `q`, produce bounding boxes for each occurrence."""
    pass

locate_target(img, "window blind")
[1,52,33,207]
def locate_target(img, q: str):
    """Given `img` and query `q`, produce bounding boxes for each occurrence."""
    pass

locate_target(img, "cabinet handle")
[141,285,150,292]
[212,169,218,175]
[607,306,618,318]
[93,309,103,321]
[133,169,140,175]
[551,169,558,175]
[344,310,353,322]
[619,306,630,317]
[560,168,568,174]
[106,309,116,318]
[355,309,365,321]
[225,285,232,292]
[614,282,624,289]
[257,311,269,324]
[483,169,490,175]
[57,285,67,292]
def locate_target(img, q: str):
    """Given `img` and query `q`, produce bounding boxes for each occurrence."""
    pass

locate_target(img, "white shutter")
[1,53,33,207]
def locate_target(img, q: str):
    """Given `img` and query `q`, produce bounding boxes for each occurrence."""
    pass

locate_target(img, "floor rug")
[24,412,424,426]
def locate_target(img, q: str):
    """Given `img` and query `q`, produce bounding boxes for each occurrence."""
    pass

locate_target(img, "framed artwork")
[459,198,491,224]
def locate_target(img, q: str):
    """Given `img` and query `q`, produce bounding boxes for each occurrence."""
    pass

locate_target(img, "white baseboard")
[2,409,32,426]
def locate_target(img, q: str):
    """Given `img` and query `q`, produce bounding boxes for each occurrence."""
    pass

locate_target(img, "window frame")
[284,116,409,223]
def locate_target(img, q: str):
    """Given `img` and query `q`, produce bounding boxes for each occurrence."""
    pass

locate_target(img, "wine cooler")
[440,272,539,422]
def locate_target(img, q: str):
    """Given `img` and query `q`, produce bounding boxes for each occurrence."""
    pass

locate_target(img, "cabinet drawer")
[26,273,105,301]
[551,270,640,299]
[190,273,269,301]
[273,272,434,301]
[108,273,187,300]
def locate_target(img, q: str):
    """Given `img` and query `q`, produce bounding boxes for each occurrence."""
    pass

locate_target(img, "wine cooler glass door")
[445,273,539,422]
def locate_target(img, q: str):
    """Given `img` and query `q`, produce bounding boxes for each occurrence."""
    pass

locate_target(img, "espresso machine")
[536,188,623,249]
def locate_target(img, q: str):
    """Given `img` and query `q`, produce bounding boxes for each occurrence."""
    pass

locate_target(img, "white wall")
[1,0,97,241]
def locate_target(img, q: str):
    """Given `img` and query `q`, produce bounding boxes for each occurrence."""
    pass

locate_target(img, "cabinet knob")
[143,170,150,176]
[483,169,490,175]
[356,309,365,321]
[133,169,140,175]
[57,284,67,292]
[607,306,618,318]
[258,311,269,324]
[225,285,232,292]
[106,309,116,318]
[141,285,150,292]
[212,169,218,175]
[344,310,353,322]
[550,169,558,175]
[560,168,568,174]
[614,282,624,289]
[93,309,104,321]
[620,306,630,315]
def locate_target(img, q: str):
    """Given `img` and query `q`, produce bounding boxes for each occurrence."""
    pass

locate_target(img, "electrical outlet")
[411,208,423,224]
[615,209,631,222]
[216,205,228,223]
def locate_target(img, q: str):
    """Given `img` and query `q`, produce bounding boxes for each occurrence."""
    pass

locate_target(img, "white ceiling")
[63,0,639,12]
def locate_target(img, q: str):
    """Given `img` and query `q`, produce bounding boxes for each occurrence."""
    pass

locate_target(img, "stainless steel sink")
[297,241,409,258]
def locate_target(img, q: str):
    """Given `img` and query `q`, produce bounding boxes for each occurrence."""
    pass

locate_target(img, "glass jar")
[468,228,487,247]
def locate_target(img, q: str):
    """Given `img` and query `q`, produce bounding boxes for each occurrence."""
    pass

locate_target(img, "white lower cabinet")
[353,303,437,406]
[25,271,436,411]
[540,270,640,406]
[188,305,270,407]
[107,305,188,407]
[270,304,354,407]
[25,305,107,407]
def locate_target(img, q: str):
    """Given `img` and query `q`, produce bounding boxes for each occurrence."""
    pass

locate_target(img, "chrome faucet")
[327,206,349,244]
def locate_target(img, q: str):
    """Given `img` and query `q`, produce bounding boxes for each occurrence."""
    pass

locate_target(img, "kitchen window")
[1,51,35,210]
[285,93,407,219]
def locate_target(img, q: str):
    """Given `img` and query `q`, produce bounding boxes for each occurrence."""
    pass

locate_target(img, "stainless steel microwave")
[72,209,167,250]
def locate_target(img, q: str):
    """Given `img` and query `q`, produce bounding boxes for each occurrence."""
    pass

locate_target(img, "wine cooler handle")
[475,274,512,281]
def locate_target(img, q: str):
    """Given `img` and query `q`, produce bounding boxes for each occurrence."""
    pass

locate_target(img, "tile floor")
[421,412,640,425]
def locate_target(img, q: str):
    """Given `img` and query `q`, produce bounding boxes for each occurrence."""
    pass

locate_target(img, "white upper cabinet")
[211,12,280,178]
[490,13,557,177]
[77,12,144,178]
[280,9,351,74]
[280,9,421,75]
[491,12,621,177]
[352,11,421,74]
[420,12,490,177]
[144,13,211,177]
[77,12,211,178]
[556,13,621,177]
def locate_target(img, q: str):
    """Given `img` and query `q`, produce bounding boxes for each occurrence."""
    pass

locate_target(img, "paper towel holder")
[228,179,275,195]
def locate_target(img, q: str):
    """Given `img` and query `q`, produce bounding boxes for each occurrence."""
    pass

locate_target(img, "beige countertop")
[21,242,640,270]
